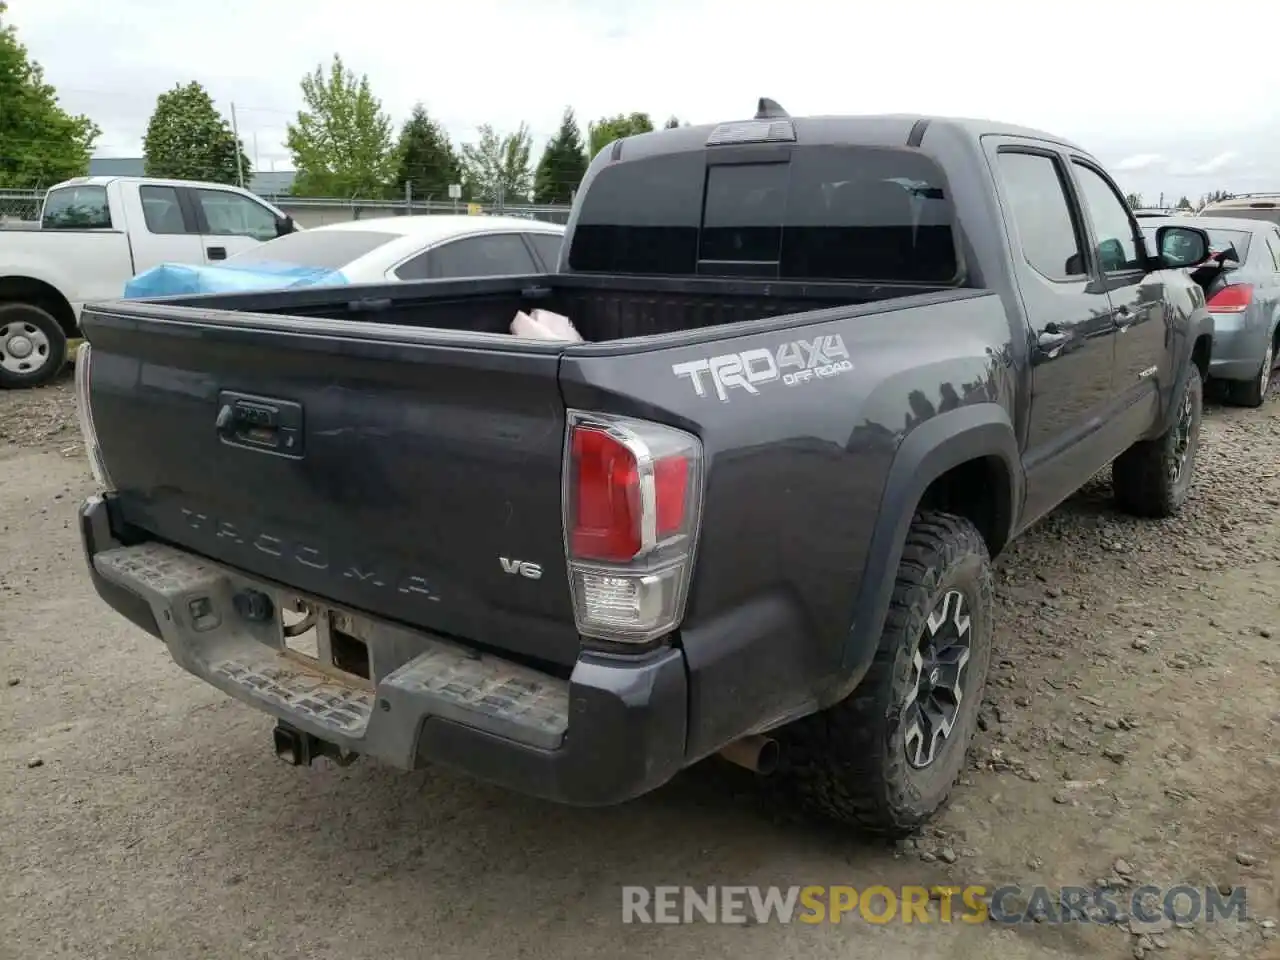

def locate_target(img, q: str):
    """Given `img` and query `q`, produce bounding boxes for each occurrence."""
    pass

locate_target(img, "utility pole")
[230,102,246,189]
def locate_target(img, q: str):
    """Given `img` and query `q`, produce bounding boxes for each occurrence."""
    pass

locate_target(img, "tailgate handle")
[215,391,304,458]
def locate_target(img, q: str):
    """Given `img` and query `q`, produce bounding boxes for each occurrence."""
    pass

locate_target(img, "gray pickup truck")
[74,102,1215,835]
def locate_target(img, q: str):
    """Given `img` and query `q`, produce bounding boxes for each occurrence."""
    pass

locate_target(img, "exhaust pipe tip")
[719,734,779,776]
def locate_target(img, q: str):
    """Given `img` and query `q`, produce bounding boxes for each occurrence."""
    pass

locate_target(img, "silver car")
[1144,216,1280,407]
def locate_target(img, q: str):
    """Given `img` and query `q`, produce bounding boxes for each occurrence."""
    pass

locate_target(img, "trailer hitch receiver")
[272,722,359,767]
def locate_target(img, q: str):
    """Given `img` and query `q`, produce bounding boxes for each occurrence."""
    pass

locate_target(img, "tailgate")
[80,303,581,668]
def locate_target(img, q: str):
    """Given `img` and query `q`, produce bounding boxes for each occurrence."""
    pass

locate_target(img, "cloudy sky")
[10,0,1280,205]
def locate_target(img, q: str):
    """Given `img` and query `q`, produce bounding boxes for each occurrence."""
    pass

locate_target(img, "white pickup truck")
[0,175,295,388]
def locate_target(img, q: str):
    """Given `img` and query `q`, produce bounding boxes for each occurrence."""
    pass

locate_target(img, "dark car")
[72,102,1214,835]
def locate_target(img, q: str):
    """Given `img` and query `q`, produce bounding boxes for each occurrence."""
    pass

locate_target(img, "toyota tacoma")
[73,102,1214,834]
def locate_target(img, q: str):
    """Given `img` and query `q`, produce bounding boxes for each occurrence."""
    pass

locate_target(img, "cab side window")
[1071,163,1144,272]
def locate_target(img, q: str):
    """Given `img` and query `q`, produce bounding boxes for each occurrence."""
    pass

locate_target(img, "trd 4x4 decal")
[671,334,852,402]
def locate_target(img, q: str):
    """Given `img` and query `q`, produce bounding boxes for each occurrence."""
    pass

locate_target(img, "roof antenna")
[755,97,789,120]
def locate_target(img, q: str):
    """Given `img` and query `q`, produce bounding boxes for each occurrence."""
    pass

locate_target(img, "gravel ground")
[2,371,1279,960]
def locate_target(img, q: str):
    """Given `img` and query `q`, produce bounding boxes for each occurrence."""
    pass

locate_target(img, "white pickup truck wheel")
[0,302,68,389]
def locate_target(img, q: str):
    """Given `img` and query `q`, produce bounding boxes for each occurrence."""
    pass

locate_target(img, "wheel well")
[0,276,77,338]
[1191,333,1211,381]
[917,456,1013,558]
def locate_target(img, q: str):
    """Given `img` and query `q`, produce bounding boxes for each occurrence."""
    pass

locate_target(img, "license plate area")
[280,598,373,686]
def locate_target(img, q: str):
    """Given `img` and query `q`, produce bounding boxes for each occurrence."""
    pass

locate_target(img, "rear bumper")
[79,495,688,806]
[1208,311,1268,381]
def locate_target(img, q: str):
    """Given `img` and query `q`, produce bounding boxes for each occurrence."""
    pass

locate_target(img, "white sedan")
[222,214,566,282]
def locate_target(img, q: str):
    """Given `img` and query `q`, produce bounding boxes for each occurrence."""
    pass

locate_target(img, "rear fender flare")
[1152,308,1213,437]
[835,403,1021,693]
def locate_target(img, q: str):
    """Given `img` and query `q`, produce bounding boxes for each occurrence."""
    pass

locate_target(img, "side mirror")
[1155,225,1210,269]
[275,214,296,237]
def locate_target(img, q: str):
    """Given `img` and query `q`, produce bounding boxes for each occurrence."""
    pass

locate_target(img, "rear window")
[41,185,112,230]
[1142,226,1251,262]
[568,146,959,283]
[227,229,399,271]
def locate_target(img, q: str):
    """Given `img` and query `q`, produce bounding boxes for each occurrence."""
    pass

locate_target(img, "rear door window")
[568,145,959,283]
[996,151,1086,282]
[403,233,539,280]
[41,185,112,229]
[229,230,399,270]
[139,185,190,235]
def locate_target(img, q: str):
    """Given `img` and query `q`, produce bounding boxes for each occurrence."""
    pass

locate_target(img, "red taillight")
[1207,284,1253,313]
[654,456,689,537]
[571,427,642,562]
[563,411,704,643]
[569,425,691,562]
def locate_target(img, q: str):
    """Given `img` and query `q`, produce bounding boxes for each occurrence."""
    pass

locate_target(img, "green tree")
[391,102,464,201]
[142,82,249,186]
[1124,192,1143,209]
[0,2,99,188]
[587,112,654,159]
[286,54,395,197]
[1176,195,1192,210]
[533,107,586,204]
[663,115,680,129]
[460,123,533,203]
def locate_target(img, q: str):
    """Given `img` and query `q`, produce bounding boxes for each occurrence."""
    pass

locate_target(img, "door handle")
[207,246,227,260]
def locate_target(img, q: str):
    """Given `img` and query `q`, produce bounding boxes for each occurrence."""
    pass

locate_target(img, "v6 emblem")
[499,557,543,580]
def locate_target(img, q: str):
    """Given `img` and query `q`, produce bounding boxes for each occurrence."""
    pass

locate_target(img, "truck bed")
[113,272,952,342]
[78,269,973,678]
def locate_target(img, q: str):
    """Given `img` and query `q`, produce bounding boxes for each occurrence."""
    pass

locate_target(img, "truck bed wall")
[143,274,928,342]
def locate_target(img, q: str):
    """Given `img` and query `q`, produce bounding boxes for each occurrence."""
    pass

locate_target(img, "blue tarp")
[123,261,350,299]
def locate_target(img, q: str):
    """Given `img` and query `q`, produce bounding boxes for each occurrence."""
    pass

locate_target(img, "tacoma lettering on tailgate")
[179,507,441,600]
[671,334,852,402]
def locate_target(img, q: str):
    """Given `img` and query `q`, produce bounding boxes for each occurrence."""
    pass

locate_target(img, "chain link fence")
[0,189,43,226]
